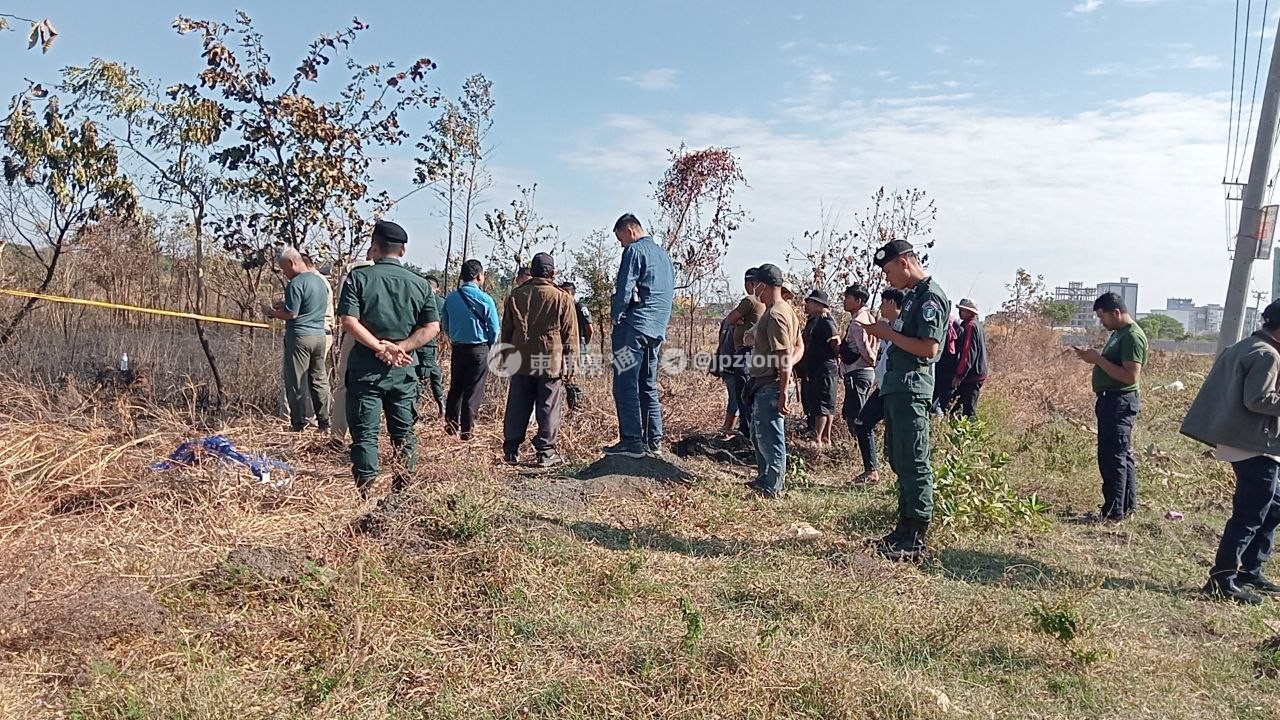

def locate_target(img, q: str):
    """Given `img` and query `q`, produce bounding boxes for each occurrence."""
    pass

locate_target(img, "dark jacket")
[1181,331,1280,456]
[953,318,989,386]
[499,278,578,378]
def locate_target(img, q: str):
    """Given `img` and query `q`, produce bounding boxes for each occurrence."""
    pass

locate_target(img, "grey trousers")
[503,374,565,455]
[283,333,331,429]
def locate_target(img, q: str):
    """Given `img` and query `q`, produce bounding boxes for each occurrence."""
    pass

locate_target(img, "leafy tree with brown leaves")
[62,59,232,401]
[654,145,747,353]
[0,86,139,346]
[172,12,440,267]
[0,14,57,52]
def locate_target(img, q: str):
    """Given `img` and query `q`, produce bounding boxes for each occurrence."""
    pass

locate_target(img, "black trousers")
[446,343,489,437]
[951,381,983,418]
[1212,455,1280,582]
[1096,391,1139,518]
[853,388,884,472]
[503,374,564,455]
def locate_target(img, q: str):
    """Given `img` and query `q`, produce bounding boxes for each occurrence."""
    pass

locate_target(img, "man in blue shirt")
[441,259,501,439]
[265,247,332,432]
[606,213,675,457]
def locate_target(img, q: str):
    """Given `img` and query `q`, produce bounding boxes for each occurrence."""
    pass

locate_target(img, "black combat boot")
[877,517,909,549]
[1239,573,1280,597]
[879,518,929,562]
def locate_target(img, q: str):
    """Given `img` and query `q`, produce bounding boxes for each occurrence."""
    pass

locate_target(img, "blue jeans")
[1212,455,1280,582]
[752,384,786,496]
[612,324,663,447]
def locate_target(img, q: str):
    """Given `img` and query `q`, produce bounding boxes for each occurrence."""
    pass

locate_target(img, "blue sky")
[2,0,1265,314]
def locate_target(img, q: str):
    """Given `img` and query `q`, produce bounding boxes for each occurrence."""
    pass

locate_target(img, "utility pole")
[1221,14,1280,353]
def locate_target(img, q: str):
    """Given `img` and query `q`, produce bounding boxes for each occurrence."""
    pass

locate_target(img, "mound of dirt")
[0,576,166,652]
[354,491,435,539]
[511,454,691,514]
[577,454,694,483]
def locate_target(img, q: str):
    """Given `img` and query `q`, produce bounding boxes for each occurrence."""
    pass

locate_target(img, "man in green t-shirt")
[265,248,332,432]
[1073,291,1148,522]
[860,239,951,562]
[744,264,801,498]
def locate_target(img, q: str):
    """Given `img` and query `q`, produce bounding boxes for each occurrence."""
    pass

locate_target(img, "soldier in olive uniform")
[415,275,447,417]
[337,221,441,496]
[859,239,951,561]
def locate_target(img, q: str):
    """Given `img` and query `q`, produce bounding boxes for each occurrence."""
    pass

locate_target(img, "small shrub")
[1030,593,1108,667]
[933,415,1048,532]
[786,455,809,484]
[679,596,704,651]
[444,492,491,540]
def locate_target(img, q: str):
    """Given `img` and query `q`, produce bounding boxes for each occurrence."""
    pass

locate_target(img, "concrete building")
[1097,277,1139,316]
[1053,281,1098,329]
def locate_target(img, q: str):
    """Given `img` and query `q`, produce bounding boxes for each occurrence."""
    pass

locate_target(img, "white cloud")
[1070,0,1104,14]
[1170,54,1221,70]
[930,43,951,55]
[561,92,1232,318]
[620,68,680,91]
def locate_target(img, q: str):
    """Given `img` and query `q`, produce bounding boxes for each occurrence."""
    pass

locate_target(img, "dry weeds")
[0,330,1276,719]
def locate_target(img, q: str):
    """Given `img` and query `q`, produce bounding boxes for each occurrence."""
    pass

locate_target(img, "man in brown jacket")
[500,252,578,467]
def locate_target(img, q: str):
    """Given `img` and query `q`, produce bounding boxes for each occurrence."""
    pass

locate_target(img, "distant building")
[1053,281,1098,329]
[1166,298,1195,311]
[1144,298,1256,337]
[1097,277,1139,316]
[1054,277,1141,330]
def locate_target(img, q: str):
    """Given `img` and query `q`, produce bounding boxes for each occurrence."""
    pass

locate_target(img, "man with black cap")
[606,213,676,457]
[500,252,578,467]
[441,259,501,439]
[743,263,802,497]
[1182,300,1280,604]
[947,298,988,418]
[860,239,951,561]
[337,220,441,496]
[800,288,841,447]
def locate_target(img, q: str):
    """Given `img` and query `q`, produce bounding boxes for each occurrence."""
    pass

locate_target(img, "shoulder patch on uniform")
[922,298,943,323]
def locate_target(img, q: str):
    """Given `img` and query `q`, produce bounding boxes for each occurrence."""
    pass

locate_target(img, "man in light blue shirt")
[265,247,332,432]
[441,259,501,439]
[605,213,676,457]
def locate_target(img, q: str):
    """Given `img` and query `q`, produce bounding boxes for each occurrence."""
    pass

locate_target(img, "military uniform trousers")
[882,390,934,520]
[347,367,419,490]
[417,345,445,404]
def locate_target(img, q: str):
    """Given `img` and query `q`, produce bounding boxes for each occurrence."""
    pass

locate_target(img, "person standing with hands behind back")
[337,220,441,497]
[1072,292,1147,523]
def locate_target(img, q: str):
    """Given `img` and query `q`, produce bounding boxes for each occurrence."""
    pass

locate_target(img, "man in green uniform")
[337,220,441,496]
[415,274,447,417]
[860,239,951,561]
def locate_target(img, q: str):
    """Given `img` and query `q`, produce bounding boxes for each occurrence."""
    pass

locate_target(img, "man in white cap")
[947,298,988,418]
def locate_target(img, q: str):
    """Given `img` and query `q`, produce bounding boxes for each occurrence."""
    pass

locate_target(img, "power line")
[1228,0,1243,180]
[1233,0,1256,181]
[1244,0,1272,181]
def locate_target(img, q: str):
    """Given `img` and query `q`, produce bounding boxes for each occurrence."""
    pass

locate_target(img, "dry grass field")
[1,325,1277,719]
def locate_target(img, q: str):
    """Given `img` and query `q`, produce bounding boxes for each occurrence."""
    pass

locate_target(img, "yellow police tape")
[0,288,273,329]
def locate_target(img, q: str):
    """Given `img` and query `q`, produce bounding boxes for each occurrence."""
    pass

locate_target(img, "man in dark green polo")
[415,274,447,417]
[337,220,441,496]
[860,239,951,561]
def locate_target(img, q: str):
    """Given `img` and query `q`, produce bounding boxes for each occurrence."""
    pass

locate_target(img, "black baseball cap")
[372,220,408,245]
[873,239,914,268]
[753,263,785,286]
[531,252,555,278]
[1263,300,1280,324]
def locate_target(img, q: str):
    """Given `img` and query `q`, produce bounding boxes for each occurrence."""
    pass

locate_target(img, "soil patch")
[0,576,165,652]
[511,454,691,514]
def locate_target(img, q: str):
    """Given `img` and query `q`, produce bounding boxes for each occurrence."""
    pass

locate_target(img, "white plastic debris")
[1165,510,1184,521]
[1163,380,1185,392]
[791,523,823,541]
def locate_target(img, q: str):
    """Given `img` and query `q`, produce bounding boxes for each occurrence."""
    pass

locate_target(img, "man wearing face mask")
[860,239,951,562]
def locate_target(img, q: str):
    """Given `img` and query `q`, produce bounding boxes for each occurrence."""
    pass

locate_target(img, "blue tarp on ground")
[150,434,294,487]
